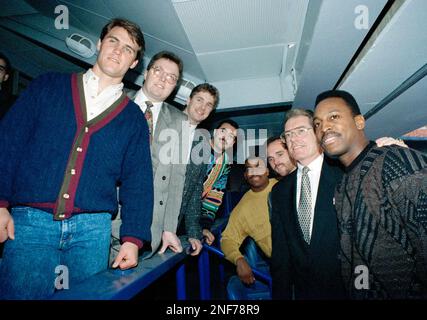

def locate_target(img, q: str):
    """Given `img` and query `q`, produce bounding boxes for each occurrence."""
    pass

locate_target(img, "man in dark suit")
[270,108,346,299]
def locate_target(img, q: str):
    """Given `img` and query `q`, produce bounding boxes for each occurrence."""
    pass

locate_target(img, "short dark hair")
[267,136,286,149]
[0,52,12,74]
[100,18,145,60]
[216,119,239,130]
[315,90,361,116]
[190,83,220,109]
[146,51,183,82]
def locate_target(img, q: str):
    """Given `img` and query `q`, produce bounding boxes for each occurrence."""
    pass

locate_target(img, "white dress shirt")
[133,90,163,133]
[83,69,123,121]
[296,153,324,239]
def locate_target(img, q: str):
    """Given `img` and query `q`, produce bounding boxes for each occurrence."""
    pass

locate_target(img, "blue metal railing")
[51,241,193,300]
[199,243,272,299]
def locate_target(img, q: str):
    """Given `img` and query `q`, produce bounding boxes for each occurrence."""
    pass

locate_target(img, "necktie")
[145,101,153,143]
[298,166,312,244]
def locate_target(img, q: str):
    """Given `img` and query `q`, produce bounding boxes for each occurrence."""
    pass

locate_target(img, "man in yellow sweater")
[220,156,277,285]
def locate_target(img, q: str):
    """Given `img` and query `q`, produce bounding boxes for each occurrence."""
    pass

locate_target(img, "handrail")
[202,243,272,285]
[52,241,194,300]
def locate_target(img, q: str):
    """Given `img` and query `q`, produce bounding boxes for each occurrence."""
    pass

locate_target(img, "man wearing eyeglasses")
[270,108,346,299]
[124,51,189,257]
[270,108,407,300]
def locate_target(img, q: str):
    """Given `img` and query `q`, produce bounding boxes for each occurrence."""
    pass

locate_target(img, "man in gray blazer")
[112,51,189,259]
[134,51,189,255]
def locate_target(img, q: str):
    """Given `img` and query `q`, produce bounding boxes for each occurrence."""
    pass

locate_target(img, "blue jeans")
[0,207,111,299]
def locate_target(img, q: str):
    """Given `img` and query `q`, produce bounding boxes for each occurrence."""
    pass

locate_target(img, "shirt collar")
[134,89,163,110]
[188,122,197,131]
[297,153,324,173]
[83,68,123,95]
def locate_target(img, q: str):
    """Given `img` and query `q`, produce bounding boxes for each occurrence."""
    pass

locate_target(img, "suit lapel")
[153,102,172,142]
[309,160,334,253]
[183,138,206,197]
[151,103,172,172]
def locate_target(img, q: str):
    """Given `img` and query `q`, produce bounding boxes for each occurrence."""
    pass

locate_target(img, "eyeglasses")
[151,66,178,85]
[280,127,313,142]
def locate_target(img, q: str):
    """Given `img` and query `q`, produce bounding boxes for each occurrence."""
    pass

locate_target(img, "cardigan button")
[63,193,70,199]
[162,176,166,180]
[76,147,83,152]
[71,169,76,175]
[159,201,163,205]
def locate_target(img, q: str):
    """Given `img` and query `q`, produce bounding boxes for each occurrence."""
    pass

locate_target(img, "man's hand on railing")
[187,238,202,256]
[0,207,14,243]
[158,230,183,254]
[202,229,215,245]
[236,257,255,285]
[112,241,139,270]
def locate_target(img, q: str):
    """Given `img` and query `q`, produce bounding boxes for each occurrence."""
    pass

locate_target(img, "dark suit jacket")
[270,156,346,299]
[0,90,16,120]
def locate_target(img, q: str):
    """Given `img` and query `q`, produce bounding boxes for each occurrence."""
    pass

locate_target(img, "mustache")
[321,131,341,145]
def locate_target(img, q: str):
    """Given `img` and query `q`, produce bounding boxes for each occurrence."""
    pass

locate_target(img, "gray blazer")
[178,137,211,240]
[128,90,188,255]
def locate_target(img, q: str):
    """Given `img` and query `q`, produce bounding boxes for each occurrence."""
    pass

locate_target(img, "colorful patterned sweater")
[335,142,427,299]
[200,151,231,230]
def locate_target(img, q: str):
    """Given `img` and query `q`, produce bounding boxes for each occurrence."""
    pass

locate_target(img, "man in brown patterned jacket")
[314,89,427,299]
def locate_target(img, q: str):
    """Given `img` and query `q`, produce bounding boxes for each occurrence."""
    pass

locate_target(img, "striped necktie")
[145,101,153,143]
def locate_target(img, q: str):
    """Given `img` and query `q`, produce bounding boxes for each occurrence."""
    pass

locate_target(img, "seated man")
[221,156,277,285]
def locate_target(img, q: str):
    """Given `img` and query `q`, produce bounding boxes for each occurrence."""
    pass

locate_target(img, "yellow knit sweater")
[220,178,278,265]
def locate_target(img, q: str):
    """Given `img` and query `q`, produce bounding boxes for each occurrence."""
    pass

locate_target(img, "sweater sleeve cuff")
[234,255,246,265]
[0,200,9,208]
[121,236,143,249]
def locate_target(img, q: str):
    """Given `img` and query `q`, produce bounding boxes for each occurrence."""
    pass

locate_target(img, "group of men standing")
[0,17,426,300]
[221,91,426,299]
[0,18,235,299]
